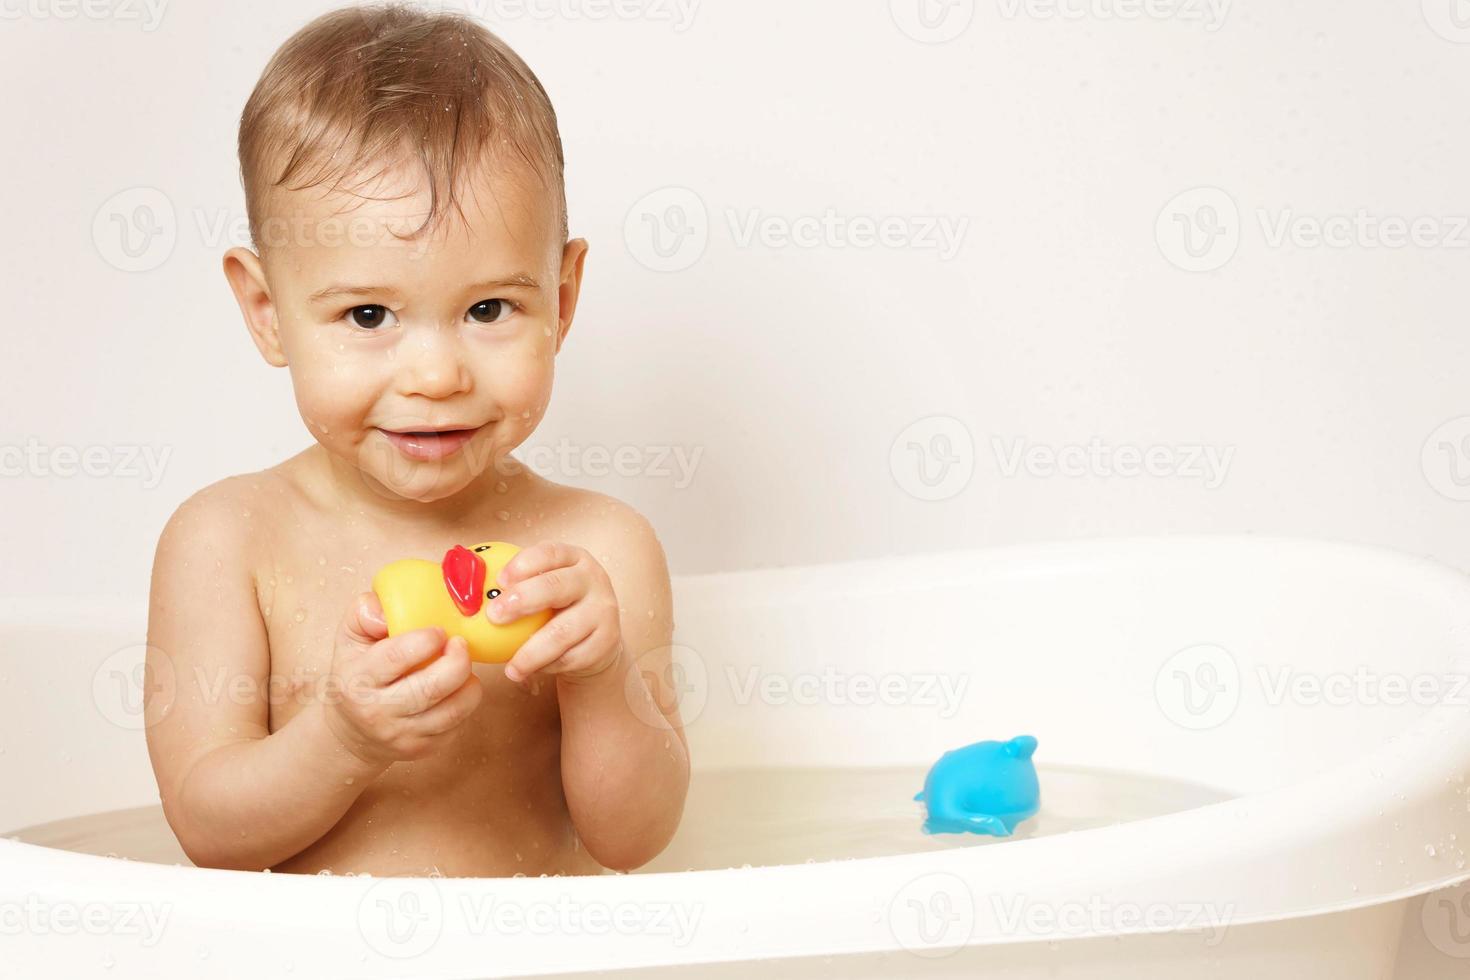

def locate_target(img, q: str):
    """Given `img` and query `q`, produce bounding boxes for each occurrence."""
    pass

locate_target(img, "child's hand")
[486,543,623,685]
[322,593,485,767]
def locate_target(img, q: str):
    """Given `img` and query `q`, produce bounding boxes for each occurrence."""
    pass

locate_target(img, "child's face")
[224,154,586,503]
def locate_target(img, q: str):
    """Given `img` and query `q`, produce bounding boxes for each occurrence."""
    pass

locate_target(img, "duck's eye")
[346,305,397,330]
[473,545,492,553]
[487,588,501,599]
[467,298,515,324]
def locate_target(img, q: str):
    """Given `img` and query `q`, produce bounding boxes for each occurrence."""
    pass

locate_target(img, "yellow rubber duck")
[371,541,551,664]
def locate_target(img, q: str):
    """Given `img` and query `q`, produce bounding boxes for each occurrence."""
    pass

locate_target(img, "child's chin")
[384,470,476,503]
[357,460,479,504]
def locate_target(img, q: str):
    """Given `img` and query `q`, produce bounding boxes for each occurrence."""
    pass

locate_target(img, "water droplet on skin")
[345,777,355,785]
[497,510,510,521]
[293,609,307,623]
[496,481,508,493]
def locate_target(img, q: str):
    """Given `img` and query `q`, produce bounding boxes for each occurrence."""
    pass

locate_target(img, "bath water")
[8,765,1230,874]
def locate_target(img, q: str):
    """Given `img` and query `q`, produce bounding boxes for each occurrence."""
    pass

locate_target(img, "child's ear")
[222,246,287,367]
[553,238,589,354]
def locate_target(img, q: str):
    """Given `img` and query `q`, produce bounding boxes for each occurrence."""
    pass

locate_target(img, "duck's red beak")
[442,545,487,616]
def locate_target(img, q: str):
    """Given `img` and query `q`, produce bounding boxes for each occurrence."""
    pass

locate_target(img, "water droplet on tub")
[1427,844,1438,857]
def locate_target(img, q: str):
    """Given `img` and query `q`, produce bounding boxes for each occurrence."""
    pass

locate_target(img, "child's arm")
[145,488,482,871]
[489,523,690,872]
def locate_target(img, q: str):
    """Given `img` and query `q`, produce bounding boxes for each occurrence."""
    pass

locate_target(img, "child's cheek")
[286,338,383,446]
[488,338,555,446]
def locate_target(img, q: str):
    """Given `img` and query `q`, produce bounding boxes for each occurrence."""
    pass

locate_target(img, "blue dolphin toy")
[914,735,1040,836]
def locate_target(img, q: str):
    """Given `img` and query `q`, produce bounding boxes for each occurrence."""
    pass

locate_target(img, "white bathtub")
[3,535,1470,978]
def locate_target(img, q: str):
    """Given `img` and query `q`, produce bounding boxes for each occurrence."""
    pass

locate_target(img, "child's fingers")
[363,626,449,687]
[382,634,471,712]
[487,563,587,623]
[408,670,484,736]
[339,592,390,648]
[504,606,597,682]
[499,541,581,587]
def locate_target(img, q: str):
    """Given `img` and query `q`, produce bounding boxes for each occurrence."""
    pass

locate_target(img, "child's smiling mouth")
[377,425,485,462]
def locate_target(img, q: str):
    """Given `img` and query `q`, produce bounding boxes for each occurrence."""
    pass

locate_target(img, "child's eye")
[466,298,516,325]
[346,305,397,330]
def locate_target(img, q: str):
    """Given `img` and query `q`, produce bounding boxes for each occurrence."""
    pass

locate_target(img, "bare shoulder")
[532,481,671,607]
[152,469,291,592]
[541,483,664,558]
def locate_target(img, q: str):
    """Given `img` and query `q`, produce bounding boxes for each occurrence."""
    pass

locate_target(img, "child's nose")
[398,329,471,399]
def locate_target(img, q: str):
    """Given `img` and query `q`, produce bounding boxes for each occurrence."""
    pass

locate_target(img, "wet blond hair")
[237,3,567,251]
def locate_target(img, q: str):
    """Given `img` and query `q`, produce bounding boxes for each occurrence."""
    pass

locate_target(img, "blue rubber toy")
[914,735,1040,836]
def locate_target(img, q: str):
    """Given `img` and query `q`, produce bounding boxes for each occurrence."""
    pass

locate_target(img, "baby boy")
[143,3,689,877]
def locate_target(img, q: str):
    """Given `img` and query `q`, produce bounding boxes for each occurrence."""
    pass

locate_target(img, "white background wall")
[2,0,1469,601]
